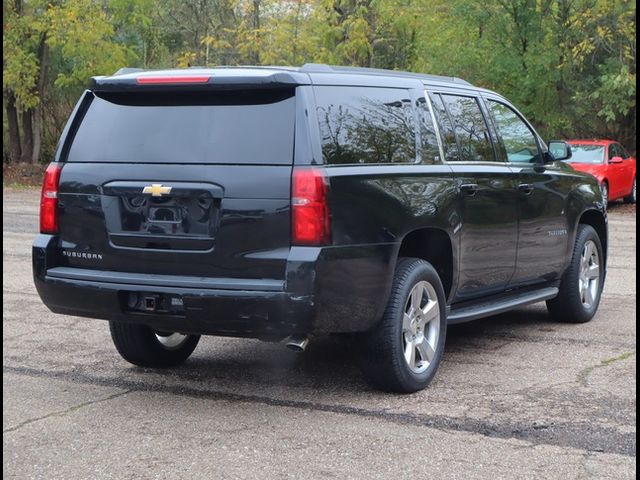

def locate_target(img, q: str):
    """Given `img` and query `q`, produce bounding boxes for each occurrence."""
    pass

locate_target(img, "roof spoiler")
[90,69,310,92]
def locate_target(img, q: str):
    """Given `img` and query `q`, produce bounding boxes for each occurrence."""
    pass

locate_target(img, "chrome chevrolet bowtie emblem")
[142,184,172,197]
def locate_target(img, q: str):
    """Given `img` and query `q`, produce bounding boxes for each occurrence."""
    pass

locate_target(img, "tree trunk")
[32,108,44,164]
[20,109,34,164]
[5,91,22,163]
[32,33,49,164]
[252,0,261,64]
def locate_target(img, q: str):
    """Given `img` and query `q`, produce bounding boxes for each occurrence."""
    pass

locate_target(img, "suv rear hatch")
[54,71,307,282]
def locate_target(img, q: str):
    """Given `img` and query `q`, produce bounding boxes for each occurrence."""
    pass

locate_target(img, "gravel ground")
[3,187,636,480]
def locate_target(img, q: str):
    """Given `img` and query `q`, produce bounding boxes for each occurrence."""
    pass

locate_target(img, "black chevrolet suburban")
[33,64,607,393]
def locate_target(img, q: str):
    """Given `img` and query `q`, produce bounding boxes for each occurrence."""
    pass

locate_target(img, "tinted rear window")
[66,90,295,164]
[441,94,496,162]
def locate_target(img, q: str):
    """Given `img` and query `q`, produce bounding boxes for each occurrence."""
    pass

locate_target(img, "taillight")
[40,163,63,234]
[291,167,331,245]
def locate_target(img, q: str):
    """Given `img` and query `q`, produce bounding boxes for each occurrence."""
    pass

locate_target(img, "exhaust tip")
[285,336,309,352]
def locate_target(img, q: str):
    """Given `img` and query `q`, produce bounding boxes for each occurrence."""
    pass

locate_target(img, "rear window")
[66,90,295,164]
[440,94,496,163]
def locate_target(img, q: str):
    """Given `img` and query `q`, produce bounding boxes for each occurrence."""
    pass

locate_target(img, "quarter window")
[315,86,417,164]
[487,100,540,164]
[441,95,495,162]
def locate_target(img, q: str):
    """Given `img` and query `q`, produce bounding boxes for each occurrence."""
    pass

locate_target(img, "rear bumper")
[35,274,311,338]
[33,235,396,337]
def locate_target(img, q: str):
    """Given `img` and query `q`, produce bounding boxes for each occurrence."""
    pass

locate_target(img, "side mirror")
[548,141,572,161]
[610,156,623,164]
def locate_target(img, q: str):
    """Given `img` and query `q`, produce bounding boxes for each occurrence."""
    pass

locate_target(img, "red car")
[564,139,636,207]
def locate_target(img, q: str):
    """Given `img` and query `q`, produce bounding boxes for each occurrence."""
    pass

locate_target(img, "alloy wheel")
[402,281,440,374]
[578,240,600,309]
[154,332,190,350]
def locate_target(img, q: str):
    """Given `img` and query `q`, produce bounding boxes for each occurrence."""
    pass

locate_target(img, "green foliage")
[2,0,636,163]
[3,0,46,109]
[46,0,135,88]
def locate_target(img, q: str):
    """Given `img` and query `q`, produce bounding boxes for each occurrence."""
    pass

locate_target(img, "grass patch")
[577,351,635,386]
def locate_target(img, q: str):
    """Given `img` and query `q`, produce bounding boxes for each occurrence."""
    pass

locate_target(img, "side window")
[487,100,540,164]
[315,86,417,164]
[416,97,442,164]
[610,144,625,160]
[428,93,459,162]
[441,94,496,162]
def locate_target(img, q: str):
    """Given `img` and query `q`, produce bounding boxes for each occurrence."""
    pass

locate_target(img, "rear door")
[429,91,518,301]
[56,87,300,281]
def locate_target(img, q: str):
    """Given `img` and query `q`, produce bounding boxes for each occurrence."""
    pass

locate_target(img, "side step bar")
[447,287,559,325]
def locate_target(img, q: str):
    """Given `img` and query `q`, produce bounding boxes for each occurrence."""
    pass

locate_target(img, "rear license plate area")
[121,292,185,314]
[148,206,182,224]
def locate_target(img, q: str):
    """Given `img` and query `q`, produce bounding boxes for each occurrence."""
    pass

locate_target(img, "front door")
[608,143,633,199]
[484,97,569,287]
[429,92,519,301]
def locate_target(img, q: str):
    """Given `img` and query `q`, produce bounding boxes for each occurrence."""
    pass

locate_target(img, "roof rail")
[300,63,472,86]
[113,67,145,76]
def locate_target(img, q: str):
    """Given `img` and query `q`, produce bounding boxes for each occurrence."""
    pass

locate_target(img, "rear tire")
[109,321,200,368]
[358,258,447,393]
[624,177,636,204]
[546,225,604,323]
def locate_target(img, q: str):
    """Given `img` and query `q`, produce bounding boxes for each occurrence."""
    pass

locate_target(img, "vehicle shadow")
[154,305,555,394]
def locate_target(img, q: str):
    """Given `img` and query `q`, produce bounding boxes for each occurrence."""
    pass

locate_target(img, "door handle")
[460,183,479,196]
[518,183,534,195]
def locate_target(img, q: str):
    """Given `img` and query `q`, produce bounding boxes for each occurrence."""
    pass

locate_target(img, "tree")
[3,0,46,163]
[3,0,132,163]
[2,0,636,163]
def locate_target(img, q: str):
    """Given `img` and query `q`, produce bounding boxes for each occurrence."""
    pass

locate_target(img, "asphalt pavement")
[3,187,636,479]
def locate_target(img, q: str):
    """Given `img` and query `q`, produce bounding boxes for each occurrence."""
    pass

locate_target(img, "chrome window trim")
[424,89,447,164]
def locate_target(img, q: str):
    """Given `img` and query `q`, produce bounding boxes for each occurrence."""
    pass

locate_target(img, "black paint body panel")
[33,68,607,337]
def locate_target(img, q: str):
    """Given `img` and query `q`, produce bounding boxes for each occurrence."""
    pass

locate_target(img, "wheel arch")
[396,227,456,302]
[577,209,608,268]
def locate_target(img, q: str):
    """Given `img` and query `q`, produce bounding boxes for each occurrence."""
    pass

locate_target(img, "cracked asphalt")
[3,187,636,479]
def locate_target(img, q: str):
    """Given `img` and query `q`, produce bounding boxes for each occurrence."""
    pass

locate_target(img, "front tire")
[109,322,200,368]
[624,177,636,204]
[358,258,447,393]
[600,182,609,209]
[546,225,604,323]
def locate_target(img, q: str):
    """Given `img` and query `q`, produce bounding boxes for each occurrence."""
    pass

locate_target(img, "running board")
[447,287,559,325]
